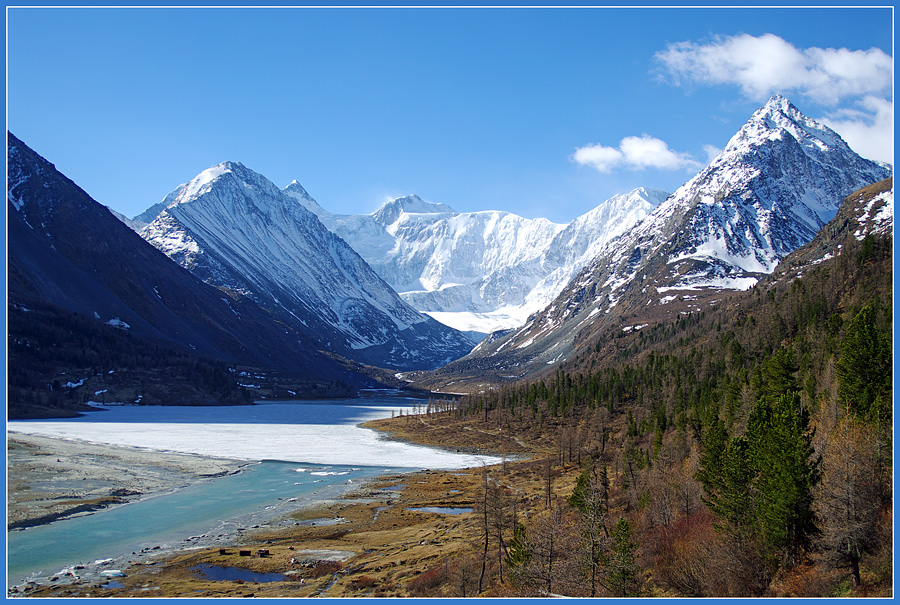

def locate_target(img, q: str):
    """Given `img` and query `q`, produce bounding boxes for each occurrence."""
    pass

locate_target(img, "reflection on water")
[191,564,287,583]
[407,507,474,515]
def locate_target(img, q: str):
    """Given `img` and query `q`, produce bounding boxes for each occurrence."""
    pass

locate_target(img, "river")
[7,395,500,587]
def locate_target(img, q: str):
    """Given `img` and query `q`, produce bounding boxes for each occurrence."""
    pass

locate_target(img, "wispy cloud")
[820,96,894,164]
[702,144,723,163]
[655,33,892,105]
[572,134,701,173]
[655,33,893,164]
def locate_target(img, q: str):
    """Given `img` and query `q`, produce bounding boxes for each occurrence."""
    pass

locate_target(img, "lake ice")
[7,398,502,469]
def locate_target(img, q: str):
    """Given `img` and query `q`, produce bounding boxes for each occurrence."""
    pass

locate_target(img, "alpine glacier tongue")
[427,95,891,385]
[141,162,475,371]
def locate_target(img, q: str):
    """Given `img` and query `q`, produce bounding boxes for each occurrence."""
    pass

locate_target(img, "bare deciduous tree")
[816,416,882,587]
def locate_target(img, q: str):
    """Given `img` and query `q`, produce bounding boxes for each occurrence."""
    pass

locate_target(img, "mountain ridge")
[7,133,380,416]
[414,95,891,390]
[272,185,669,335]
[140,161,475,370]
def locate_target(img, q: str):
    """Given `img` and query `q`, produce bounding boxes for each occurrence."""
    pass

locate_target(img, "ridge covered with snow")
[140,162,475,370]
[297,186,668,335]
[430,95,891,383]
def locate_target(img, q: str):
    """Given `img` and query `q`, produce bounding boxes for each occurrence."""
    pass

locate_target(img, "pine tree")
[836,299,892,426]
[746,391,820,564]
[759,346,799,401]
[507,522,531,569]
[606,518,639,597]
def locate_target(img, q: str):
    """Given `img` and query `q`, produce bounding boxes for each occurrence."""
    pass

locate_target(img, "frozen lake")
[7,397,501,469]
[7,396,501,587]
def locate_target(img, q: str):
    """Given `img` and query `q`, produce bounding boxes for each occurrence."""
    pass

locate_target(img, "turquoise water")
[7,460,401,586]
[7,397,498,587]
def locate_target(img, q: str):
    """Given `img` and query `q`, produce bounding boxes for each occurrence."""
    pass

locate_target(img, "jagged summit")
[283,179,327,216]
[283,179,314,201]
[373,194,456,225]
[637,93,891,284]
[307,187,666,335]
[425,95,891,387]
[140,162,475,371]
[736,94,851,157]
[170,161,287,210]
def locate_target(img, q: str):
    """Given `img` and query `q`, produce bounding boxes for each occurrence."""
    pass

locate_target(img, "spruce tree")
[746,391,820,564]
[836,299,892,426]
[606,518,639,597]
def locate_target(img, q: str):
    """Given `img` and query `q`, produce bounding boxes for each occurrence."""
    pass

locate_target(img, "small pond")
[191,564,287,583]
[406,507,474,515]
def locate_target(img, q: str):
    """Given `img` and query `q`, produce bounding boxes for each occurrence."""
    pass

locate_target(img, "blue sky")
[7,6,893,223]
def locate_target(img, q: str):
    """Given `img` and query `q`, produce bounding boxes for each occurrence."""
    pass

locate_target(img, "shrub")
[408,564,449,597]
[309,560,342,578]
[352,575,378,589]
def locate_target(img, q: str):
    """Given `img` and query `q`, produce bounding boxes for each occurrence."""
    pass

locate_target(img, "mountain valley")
[7,93,893,598]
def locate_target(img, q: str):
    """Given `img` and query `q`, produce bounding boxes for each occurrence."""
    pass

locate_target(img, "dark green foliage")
[746,391,820,563]
[836,299,892,426]
[606,518,639,597]
[456,227,891,596]
[759,347,799,401]
[697,421,754,535]
[507,522,531,569]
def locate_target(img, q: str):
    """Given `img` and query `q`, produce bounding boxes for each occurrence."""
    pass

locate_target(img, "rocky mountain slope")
[7,133,378,416]
[764,177,892,285]
[419,96,891,390]
[140,162,475,370]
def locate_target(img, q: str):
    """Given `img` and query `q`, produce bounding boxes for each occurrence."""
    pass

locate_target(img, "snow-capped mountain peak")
[172,161,287,210]
[303,186,668,336]
[140,162,475,370]
[638,94,892,284]
[373,194,457,226]
[734,93,847,156]
[283,179,328,217]
[431,95,891,384]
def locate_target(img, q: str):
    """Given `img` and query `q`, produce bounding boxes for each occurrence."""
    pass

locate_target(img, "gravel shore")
[7,431,249,529]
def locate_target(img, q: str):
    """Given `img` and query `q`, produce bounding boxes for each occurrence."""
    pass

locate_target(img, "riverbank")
[7,432,249,530]
[8,411,552,598]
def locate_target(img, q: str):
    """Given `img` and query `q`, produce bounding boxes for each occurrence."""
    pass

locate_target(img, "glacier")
[294,187,669,335]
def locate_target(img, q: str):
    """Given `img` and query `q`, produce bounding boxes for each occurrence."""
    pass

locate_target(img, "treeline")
[8,299,253,418]
[418,230,892,597]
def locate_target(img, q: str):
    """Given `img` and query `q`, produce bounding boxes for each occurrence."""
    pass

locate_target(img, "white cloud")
[703,144,723,163]
[820,96,894,165]
[656,33,892,106]
[571,143,624,173]
[572,134,701,173]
